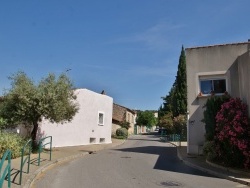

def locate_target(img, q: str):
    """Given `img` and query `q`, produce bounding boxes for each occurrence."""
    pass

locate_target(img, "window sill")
[197,93,227,98]
[197,95,210,98]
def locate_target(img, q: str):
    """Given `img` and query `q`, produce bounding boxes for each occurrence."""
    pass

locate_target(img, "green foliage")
[0,132,26,159]
[173,114,187,141]
[215,98,250,168]
[0,117,7,132]
[202,94,230,141]
[203,141,216,161]
[159,86,175,119]
[173,46,187,117]
[159,46,187,119]
[116,128,128,139]
[158,112,174,134]
[0,71,79,145]
[119,121,131,130]
[136,111,157,128]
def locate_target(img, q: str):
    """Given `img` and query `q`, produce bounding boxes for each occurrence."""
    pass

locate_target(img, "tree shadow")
[114,145,218,178]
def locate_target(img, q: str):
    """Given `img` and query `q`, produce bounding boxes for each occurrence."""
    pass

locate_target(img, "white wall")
[39,88,113,147]
[186,42,249,154]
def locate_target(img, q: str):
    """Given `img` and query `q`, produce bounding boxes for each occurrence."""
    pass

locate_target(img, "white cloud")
[111,21,185,51]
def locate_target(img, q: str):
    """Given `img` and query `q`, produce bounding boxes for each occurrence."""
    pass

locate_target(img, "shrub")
[116,128,128,139]
[119,121,131,130]
[202,94,230,141]
[215,98,250,168]
[158,112,174,134]
[173,114,187,141]
[0,132,26,159]
[203,141,216,161]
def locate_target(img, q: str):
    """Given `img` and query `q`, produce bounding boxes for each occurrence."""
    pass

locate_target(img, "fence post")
[38,136,52,166]
[19,139,32,185]
[0,150,11,188]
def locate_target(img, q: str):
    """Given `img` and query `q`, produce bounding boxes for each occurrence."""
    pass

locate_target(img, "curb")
[24,139,126,188]
[174,145,250,186]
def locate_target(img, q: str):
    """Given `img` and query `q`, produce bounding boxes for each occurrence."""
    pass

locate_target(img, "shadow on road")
[114,145,217,178]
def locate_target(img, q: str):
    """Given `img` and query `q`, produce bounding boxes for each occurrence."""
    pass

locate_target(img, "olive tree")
[0,72,79,147]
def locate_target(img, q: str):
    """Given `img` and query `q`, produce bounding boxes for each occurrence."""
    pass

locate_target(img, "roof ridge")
[186,41,250,50]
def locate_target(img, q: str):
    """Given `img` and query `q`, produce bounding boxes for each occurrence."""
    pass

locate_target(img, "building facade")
[112,103,136,135]
[186,41,250,154]
[39,88,113,147]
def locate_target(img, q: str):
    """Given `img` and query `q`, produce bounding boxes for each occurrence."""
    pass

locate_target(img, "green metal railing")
[0,150,11,188]
[160,133,180,142]
[19,139,32,185]
[38,136,52,166]
[168,134,180,142]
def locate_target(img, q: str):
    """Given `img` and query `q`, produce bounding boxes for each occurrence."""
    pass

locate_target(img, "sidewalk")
[1,138,125,188]
[173,142,250,186]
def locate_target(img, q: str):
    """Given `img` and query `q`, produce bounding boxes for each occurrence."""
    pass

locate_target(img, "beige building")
[186,41,250,154]
[112,103,136,135]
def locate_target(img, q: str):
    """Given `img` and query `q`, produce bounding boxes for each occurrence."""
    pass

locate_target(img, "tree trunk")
[31,121,39,151]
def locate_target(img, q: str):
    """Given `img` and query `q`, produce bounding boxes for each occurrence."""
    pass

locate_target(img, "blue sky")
[0,1,250,110]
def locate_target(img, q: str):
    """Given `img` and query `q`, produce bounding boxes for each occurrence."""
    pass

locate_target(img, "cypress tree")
[173,46,187,117]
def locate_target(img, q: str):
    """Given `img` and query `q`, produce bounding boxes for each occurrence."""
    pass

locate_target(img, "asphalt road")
[32,135,245,188]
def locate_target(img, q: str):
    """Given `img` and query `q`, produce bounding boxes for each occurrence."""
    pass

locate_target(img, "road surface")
[32,135,245,188]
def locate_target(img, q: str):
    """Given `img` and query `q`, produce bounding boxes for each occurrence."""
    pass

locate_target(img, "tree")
[173,46,187,117]
[158,112,174,134]
[159,85,176,118]
[173,114,187,140]
[136,111,157,128]
[0,72,79,147]
[0,117,7,133]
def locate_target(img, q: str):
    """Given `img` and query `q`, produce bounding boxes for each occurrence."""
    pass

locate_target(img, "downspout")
[187,110,190,154]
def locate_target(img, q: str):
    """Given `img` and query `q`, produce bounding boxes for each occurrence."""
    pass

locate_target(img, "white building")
[38,88,113,147]
[186,41,250,154]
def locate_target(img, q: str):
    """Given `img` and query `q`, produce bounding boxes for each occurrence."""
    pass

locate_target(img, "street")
[32,135,244,188]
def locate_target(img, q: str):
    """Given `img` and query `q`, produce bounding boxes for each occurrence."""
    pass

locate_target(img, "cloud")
[112,22,185,51]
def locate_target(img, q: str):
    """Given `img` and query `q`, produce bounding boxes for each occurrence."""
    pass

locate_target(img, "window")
[98,112,104,125]
[200,79,226,95]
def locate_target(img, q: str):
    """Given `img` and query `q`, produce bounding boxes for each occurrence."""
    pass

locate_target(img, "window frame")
[197,71,228,97]
[200,79,226,95]
[98,111,105,126]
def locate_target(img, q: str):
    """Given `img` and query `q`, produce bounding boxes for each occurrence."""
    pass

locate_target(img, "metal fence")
[38,136,52,166]
[19,139,32,185]
[0,150,11,188]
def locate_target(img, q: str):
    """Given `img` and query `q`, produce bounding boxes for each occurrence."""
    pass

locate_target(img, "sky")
[0,1,250,111]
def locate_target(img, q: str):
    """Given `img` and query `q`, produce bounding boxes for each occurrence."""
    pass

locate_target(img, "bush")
[173,114,187,141]
[202,94,230,141]
[0,132,26,159]
[116,128,128,139]
[203,141,216,161]
[215,98,250,168]
[119,121,131,130]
